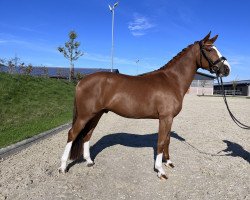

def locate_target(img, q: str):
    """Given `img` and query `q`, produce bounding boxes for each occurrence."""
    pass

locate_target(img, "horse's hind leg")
[59,136,73,173]
[82,111,104,166]
[59,116,92,173]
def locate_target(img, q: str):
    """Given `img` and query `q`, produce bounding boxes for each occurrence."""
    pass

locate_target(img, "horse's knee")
[157,141,165,153]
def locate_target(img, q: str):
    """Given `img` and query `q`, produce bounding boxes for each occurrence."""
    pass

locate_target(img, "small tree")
[24,64,33,75]
[200,80,207,96]
[41,66,49,78]
[19,62,26,75]
[232,79,238,96]
[58,31,83,82]
[7,59,15,74]
[76,72,84,82]
[0,58,5,72]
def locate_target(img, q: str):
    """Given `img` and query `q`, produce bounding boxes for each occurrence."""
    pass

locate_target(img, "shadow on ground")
[221,140,250,163]
[67,132,249,171]
[90,131,187,160]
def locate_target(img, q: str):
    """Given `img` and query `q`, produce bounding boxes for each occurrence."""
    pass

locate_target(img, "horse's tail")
[69,97,85,160]
[72,97,78,125]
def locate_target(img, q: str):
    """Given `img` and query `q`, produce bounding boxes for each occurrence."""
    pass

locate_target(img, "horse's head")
[198,32,230,77]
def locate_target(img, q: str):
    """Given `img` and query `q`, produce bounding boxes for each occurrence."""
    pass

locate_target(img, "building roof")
[214,80,250,86]
[196,71,216,79]
[0,66,119,78]
[0,65,217,80]
[31,67,120,78]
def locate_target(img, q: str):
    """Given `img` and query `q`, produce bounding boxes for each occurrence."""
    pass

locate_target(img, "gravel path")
[0,95,249,200]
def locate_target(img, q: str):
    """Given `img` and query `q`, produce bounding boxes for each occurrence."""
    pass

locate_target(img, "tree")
[232,77,238,96]
[0,58,5,72]
[200,80,207,96]
[7,59,15,74]
[58,31,83,82]
[41,66,49,78]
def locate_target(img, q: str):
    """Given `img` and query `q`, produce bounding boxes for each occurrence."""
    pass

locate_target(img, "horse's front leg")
[163,134,175,168]
[155,116,173,179]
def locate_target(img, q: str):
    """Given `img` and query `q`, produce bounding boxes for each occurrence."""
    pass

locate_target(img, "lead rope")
[217,76,250,129]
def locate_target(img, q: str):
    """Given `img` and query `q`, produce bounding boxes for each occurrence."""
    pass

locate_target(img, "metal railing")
[214,90,242,95]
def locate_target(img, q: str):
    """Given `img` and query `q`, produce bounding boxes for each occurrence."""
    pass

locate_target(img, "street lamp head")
[108,5,112,11]
[114,2,119,7]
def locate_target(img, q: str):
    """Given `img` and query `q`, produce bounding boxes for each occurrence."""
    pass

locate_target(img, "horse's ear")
[207,35,218,44]
[202,31,211,43]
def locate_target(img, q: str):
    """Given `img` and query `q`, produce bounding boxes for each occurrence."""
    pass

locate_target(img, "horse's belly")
[111,109,158,119]
[107,98,158,119]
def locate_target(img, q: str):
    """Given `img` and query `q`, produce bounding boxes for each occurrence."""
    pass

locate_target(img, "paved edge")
[0,123,71,159]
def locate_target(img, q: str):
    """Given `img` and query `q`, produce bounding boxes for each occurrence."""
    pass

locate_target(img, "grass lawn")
[0,73,76,148]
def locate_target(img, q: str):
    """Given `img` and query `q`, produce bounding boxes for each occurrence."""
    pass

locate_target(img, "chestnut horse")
[59,32,230,179]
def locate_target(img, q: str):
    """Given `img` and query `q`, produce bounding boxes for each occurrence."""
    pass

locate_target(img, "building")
[0,65,119,78]
[214,80,250,96]
[30,67,120,79]
[187,71,216,95]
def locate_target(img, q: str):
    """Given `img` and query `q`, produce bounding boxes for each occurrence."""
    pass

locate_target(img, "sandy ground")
[0,95,249,200]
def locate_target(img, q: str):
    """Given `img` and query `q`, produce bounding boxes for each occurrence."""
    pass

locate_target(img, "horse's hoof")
[164,163,175,168]
[157,172,168,180]
[164,160,175,168]
[169,163,175,168]
[58,168,66,174]
[87,162,95,167]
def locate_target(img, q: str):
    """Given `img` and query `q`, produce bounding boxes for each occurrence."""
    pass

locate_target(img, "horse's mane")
[139,41,199,76]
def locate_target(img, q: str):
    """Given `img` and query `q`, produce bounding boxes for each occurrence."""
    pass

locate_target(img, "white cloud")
[128,14,155,36]
[131,32,145,36]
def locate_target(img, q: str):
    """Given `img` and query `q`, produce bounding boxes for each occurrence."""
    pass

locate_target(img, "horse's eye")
[207,47,213,52]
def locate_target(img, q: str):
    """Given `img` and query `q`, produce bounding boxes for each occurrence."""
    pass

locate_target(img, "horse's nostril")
[224,65,230,75]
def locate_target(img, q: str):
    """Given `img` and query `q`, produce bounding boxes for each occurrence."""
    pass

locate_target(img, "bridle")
[199,41,227,74]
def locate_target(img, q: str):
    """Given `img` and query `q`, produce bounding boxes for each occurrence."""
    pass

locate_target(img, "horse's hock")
[0,95,249,200]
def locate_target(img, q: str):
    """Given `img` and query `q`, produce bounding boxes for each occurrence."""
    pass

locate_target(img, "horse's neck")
[162,44,198,97]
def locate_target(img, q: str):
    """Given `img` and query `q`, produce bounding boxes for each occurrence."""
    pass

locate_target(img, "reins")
[216,77,250,129]
[199,41,250,130]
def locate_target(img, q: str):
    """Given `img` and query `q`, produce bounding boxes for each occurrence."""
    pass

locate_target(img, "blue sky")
[0,0,250,81]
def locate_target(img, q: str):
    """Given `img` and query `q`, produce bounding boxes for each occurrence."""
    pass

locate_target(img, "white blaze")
[212,46,231,71]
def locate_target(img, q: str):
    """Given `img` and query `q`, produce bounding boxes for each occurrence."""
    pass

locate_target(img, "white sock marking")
[84,141,93,164]
[165,159,173,166]
[155,153,165,176]
[155,153,163,168]
[59,141,72,172]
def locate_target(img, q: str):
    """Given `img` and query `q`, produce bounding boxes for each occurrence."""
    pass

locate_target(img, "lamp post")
[135,59,139,75]
[109,2,119,72]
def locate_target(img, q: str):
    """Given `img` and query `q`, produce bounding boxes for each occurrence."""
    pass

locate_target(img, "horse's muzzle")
[216,64,230,77]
